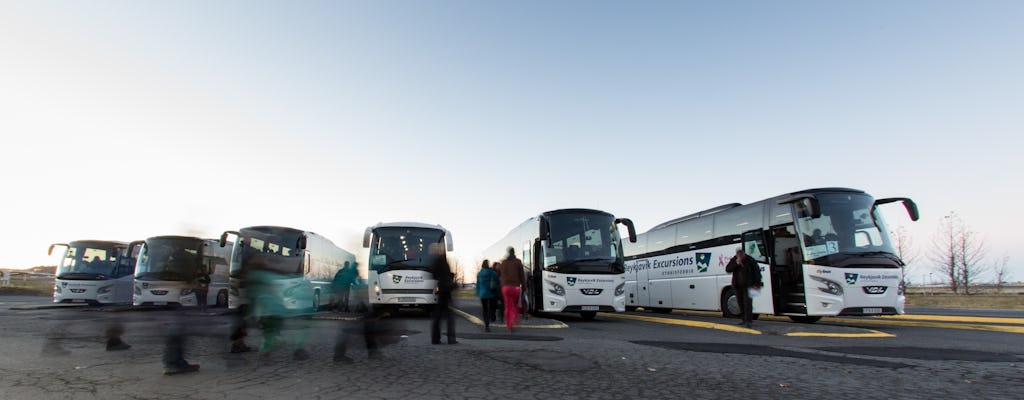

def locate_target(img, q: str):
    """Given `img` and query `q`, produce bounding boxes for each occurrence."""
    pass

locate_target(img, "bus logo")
[845,273,859,285]
[566,277,577,287]
[393,275,403,284]
[695,252,711,273]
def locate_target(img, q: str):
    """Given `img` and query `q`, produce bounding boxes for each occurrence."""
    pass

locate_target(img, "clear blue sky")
[1,1,1022,283]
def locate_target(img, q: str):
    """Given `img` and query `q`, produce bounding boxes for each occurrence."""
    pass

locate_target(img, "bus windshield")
[795,193,899,265]
[229,230,303,277]
[136,237,204,281]
[57,243,121,279]
[369,227,445,273]
[544,212,624,274]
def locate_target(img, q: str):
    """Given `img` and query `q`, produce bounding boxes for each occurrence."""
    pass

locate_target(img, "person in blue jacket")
[476,260,499,332]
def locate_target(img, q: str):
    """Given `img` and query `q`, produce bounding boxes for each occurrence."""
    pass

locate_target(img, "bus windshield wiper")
[570,258,614,264]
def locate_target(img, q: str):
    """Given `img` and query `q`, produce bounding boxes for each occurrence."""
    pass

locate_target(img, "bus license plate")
[863,307,882,314]
[154,301,167,306]
[398,297,417,303]
[581,306,599,311]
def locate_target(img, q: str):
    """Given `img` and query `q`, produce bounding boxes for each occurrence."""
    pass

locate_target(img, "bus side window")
[741,230,768,264]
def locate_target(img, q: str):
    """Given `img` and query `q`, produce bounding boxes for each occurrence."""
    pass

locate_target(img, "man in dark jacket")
[725,248,763,328]
[429,243,457,344]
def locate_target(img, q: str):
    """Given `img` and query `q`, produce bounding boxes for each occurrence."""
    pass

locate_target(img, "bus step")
[786,302,806,307]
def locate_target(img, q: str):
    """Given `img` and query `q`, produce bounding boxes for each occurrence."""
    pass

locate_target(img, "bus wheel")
[580,311,597,320]
[625,306,638,312]
[789,316,822,324]
[653,308,672,314]
[216,290,228,308]
[721,288,741,318]
[312,292,321,312]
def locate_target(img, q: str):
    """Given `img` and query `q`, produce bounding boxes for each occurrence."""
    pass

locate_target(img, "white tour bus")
[483,209,637,320]
[623,187,919,323]
[48,240,139,305]
[129,236,231,307]
[221,226,355,312]
[362,222,454,312]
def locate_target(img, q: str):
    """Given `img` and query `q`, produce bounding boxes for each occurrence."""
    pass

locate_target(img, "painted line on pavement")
[451,307,568,329]
[872,314,1024,325]
[785,329,894,338]
[824,317,1024,334]
[601,312,761,335]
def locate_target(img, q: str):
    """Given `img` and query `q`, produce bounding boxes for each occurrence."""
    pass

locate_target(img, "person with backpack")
[475,260,499,332]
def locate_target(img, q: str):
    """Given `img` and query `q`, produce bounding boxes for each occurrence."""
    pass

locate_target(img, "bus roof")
[369,222,446,231]
[67,240,128,247]
[541,208,614,217]
[647,187,869,232]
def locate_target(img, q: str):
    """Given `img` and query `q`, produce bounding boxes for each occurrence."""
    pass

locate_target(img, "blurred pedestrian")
[725,247,763,328]
[429,243,457,344]
[333,262,357,312]
[195,266,211,312]
[476,260,499,332]
[495,247,526,332]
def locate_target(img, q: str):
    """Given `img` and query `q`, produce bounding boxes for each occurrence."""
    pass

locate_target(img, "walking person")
[195,266,211,312]
[725,248,763,328]
[333,262,357,312]
[495,247,526,332]
[475,260,499,332]
[429,243,457,344]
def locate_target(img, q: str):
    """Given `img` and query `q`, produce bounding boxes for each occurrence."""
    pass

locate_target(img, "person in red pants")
[495,247,526,332]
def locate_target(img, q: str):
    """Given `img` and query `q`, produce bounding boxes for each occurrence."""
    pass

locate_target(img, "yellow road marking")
[785,330,894,338]
[872,314,1024,325]
[824,317,1024,334]
[451,307,568,329]
[601,312,761,335]
[660,308,1024,334]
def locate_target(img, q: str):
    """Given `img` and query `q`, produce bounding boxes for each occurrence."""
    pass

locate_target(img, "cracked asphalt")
[1,295,1022,399]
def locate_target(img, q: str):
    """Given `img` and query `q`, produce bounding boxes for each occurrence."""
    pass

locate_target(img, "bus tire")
[580,311,597,320]
[625,306,638,312]
[216,290,228,308]
[789,315,822,324]
[653,308,672,314]
[721,288,741,318]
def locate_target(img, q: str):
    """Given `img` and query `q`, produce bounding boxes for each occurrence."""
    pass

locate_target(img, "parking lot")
[1,294,1022,400]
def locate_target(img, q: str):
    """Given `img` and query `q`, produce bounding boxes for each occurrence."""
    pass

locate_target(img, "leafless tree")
[929,212,961,294]
[929,212,990,295]
[993,255,1011,293]
[890,226,917,285]
[449,257,465,287]
[956,222,988,295]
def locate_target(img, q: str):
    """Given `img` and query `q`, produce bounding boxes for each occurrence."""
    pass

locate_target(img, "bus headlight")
[546,280,565,296]
[181,289,195,296]
[55,285,63,294]
[134,285,142,295]
[898,280,905,296]
[615,283,625,296]
[810,276,843,296]
[97,285,113,294]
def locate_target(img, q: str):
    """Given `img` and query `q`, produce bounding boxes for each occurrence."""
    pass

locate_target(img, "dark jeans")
[431,299,456,344]
[736,286,753,323]
[479,297,497,327]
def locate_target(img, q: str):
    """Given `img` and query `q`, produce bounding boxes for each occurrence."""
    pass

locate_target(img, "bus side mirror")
[445,230,454,252]
[615,218,638,243]
[48,243,68,256]
[539,219,552,248]
[297,235,308,250]
[874,198,920,222]
[779,195,820,219]
[220,231,238,248]
[362,227,372,248]
[126,240,145,258]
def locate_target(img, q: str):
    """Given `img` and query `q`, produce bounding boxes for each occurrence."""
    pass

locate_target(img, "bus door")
[740,230,774,314]
[767,225,805,315]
